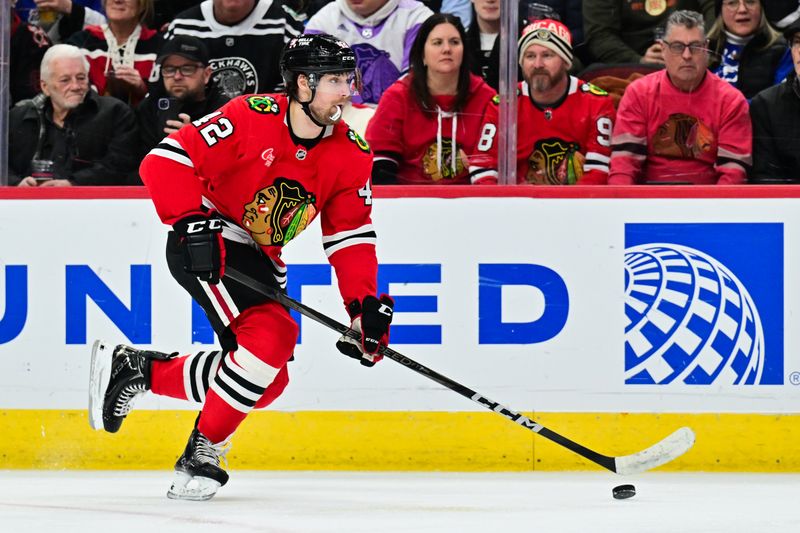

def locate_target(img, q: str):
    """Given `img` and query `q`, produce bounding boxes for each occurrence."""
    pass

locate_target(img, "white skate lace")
[195,434,231,469]
[113,382,147,417]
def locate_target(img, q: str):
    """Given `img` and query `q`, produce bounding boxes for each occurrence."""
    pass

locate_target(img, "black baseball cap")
[783,19,800,41]
[157,35,210,65]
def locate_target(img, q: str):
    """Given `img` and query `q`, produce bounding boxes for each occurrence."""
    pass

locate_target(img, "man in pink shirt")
[608,10,751,185]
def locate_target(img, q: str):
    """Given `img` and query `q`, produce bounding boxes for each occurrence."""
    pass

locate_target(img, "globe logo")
[624,243,764,385]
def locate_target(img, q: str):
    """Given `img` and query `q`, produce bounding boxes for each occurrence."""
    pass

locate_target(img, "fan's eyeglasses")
[162,64,203,78]
[661,41,708,55]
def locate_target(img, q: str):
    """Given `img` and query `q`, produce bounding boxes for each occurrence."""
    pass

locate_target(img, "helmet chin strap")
[297,86,339,128]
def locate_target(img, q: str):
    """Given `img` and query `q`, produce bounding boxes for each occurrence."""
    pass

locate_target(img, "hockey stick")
[225,267,695,475]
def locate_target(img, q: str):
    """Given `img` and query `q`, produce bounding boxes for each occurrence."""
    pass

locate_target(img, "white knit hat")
[517,19,573,68]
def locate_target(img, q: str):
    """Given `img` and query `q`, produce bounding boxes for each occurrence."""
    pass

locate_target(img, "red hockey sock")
[150,355,190,400]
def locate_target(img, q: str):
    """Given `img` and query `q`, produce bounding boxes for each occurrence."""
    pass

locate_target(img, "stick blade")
[614,426,696,475]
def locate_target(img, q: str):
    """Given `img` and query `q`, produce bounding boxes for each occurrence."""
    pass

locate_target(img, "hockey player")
[88,33,394,501]
[471,18,616,184]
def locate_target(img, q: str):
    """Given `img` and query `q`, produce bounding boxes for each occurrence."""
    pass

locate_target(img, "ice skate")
[167,428,230,501]
[88,341,171,432]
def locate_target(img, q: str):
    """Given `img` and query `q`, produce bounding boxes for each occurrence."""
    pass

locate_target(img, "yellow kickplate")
[1,410,798,472]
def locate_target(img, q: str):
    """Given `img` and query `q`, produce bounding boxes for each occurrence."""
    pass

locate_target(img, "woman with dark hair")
[709,0,792,98]
[365,13,497,184]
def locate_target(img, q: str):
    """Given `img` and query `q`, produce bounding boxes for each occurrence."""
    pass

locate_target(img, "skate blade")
[166,471,222,501]
[88,340,112,430]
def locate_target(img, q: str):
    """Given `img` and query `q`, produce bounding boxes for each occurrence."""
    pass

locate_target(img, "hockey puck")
[612,484,636,500]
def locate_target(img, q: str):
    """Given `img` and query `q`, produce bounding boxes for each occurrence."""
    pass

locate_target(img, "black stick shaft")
[224,267,617,473]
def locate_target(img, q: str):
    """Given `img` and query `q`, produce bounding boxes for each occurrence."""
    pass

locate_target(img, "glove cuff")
[173,211,222,234]
[345,298,363,320]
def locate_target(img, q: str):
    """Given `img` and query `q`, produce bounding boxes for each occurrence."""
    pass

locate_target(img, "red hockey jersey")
[473,76,616,184]
[139,94,378,305]
[608,69,751,185]
[365,73,497,184]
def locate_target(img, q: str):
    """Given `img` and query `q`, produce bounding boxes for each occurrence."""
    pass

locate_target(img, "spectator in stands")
[10,0,52,105]
[465,0,502,90]
[466,0,583,91]
[165,0,304,98]
[708,0,791,99]
[365,13,496,184]
[608,10,751,185]
[8,44,139,187]
[305,0,433,104]
[67,0,160,107]
[471,19,616,184]
[749,20,800,183]
[136,36,229,161]
[583,0,715,66]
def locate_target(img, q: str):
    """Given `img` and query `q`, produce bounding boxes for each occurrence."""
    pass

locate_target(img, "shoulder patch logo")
[491,94,500,105]
[581,83,608,97]
[347,129,370,153]
[246,95,280,115]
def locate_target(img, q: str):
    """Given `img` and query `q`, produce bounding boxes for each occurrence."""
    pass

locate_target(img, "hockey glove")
[336,295,394,367]
[173,212,226,284]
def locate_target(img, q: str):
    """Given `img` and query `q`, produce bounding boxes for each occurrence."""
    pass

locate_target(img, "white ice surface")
[0,471,798,533]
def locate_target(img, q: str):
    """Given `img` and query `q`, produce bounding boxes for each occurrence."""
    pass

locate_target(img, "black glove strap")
[183,231,218,273]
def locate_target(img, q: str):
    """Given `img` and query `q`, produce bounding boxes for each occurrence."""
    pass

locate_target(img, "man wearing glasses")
[608,10,751,184]
[749,20,800,183]
[136,35,229,165]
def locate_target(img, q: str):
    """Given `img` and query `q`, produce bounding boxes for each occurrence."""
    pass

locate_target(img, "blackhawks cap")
[157,35,210,66]
[517,19,573,68]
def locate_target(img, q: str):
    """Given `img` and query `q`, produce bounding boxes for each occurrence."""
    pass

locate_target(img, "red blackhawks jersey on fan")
[365,74,497,184]
[473,76,615,184]
[139,93,378,305]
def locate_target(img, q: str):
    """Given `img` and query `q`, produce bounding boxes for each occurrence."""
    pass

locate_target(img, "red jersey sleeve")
[470,97,499,184]
[715,91,751,185]
[139,97,249,224]
[580,94,616,185]
[320,138,378,306]
[608,83,647,185]
[365,83,405,164]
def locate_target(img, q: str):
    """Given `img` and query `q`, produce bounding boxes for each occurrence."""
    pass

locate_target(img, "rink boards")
[0,186,799,471]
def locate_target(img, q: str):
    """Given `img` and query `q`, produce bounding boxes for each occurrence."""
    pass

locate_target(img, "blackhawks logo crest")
[242,178,317,246]
[527,138,585,185]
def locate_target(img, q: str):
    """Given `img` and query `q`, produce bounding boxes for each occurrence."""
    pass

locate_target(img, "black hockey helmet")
[280,34,359,91]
